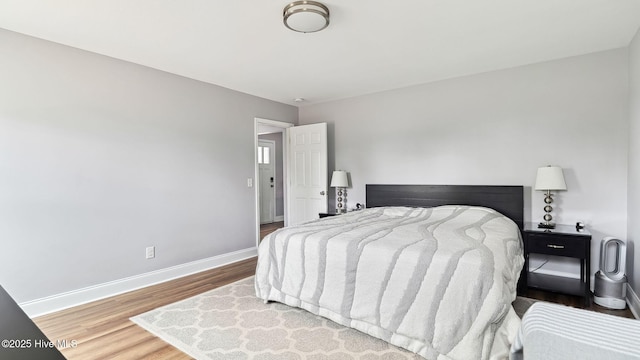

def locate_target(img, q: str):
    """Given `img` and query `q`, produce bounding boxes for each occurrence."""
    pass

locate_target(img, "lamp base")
[538,222,556,229]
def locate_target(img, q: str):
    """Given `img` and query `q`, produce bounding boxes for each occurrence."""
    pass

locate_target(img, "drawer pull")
[547,244,565,249]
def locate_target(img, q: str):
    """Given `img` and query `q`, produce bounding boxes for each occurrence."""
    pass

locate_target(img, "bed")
[255,184,524,360]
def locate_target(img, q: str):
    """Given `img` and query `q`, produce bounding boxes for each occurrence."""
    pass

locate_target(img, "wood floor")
[259,221,284,240]
[33,222,283,359]
[34,254,635,359]
[34,257,258,359]
[520,287,635,319]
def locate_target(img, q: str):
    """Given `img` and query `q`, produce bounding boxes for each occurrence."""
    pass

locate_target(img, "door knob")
[320,191,325,195]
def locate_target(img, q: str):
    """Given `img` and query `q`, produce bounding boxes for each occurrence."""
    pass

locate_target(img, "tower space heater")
[593,237,627,309]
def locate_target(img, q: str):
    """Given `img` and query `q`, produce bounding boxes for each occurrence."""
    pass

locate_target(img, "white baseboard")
[20,247,257,318]
[628,284,640,320]
[260,216,284,225]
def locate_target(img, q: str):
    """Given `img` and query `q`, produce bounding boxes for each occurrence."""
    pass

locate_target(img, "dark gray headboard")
[365,184,524,229]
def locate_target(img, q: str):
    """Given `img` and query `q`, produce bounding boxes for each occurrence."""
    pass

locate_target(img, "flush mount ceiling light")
[283,1,330,33]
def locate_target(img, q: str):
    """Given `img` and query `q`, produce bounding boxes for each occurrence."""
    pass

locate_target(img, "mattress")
[255,206,524,359]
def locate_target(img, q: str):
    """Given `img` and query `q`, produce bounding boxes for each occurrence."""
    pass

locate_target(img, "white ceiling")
[1,0,640,106]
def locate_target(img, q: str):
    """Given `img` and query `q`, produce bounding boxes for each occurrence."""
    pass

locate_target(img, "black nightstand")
[520,222,592,305]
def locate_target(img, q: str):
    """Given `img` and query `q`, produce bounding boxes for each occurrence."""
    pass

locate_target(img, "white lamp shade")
[330,170,348,187]
[535,166,567,191]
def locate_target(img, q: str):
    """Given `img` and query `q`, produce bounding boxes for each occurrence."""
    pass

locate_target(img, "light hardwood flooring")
[34,221,283,359]
[34,257,257,359]
[259,221,284,241]
[34,254,636,359]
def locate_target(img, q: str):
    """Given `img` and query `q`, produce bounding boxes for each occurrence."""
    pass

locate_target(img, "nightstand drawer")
[527,233,586,258]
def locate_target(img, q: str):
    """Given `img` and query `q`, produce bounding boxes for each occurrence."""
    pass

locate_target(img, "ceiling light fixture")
[283,1,330,33]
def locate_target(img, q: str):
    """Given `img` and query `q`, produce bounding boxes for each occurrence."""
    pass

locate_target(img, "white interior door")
[258,140,276,224]
[287,123,328,226]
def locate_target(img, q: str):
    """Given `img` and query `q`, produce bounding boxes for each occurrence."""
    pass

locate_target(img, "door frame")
[254,118,293,247]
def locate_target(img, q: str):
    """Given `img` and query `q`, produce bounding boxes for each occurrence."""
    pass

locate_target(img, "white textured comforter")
[255,206,524,360]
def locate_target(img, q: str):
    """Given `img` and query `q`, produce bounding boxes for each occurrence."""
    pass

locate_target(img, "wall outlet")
[145,246,155,259]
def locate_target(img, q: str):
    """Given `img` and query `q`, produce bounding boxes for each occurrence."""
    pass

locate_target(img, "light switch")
[247,178,253,187]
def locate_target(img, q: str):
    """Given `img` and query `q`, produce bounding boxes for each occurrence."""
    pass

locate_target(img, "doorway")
[254,118,328,247]
[254,118,292,246]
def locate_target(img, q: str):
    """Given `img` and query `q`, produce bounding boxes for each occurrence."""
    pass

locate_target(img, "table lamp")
[330,170,349,213]
[535,165,567,229]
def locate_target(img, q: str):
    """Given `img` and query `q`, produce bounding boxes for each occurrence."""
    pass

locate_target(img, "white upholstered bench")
[510,302,640,360]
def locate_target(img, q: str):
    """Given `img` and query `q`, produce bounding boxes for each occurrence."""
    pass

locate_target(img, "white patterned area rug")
[131,277,535,359]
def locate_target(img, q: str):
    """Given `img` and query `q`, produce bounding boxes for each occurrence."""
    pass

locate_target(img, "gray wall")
[300,49,629,279]
[258,132,284,218]
[629,28,640,298]
[0,28,297,302]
